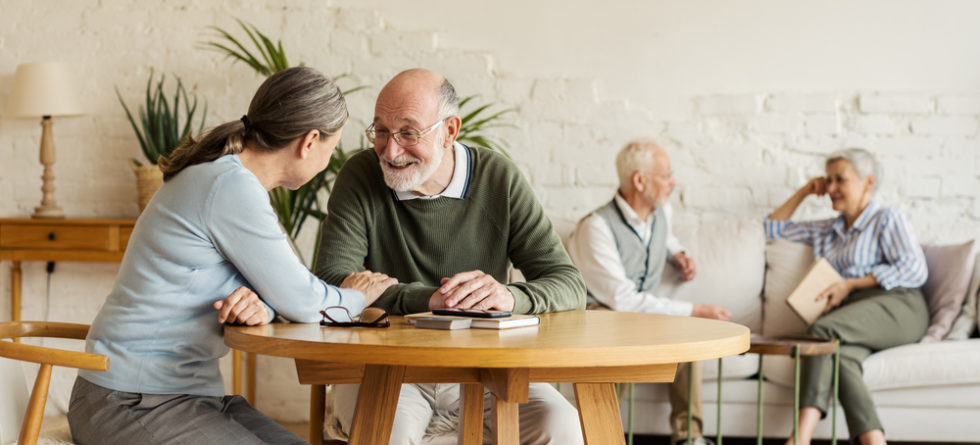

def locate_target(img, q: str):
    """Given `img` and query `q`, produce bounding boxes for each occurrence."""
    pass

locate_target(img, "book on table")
[414,317,472,330]
[405,312,540,329]
[785,257,844,325]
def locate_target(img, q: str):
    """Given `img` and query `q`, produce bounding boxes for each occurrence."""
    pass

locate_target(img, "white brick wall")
[2,0,980,423]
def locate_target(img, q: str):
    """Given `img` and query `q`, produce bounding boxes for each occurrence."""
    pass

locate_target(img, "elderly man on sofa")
[567,140,731,445]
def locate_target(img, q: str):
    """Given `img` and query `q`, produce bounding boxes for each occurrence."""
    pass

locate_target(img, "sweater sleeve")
[207,170,365,323]
[504,163,587,314]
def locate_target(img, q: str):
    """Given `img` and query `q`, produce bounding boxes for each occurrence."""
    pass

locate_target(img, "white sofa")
[564,217,980,442]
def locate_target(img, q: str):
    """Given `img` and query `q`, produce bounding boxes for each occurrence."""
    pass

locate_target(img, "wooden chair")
[0,321,108,445]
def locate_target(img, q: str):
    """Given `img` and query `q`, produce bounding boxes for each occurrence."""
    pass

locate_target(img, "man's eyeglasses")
[365,118,445,147]
[320,306,390,328]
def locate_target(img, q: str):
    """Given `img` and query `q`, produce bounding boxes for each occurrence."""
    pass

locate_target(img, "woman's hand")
[817,280,852,313]
[770,176,829,221]
[214,286,272,326]
[804,176,828,197]
[341,270,397,306]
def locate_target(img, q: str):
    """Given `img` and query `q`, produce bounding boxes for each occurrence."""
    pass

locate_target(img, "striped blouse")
[764,200,928,290]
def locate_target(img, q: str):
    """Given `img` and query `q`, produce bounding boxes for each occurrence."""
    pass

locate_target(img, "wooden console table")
[0,218,136,324]
[0,217,253,400]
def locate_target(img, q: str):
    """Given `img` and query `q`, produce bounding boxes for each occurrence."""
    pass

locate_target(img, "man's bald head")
[377,68,459,121]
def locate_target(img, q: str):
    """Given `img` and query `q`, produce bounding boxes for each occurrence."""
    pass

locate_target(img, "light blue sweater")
[80,154,365,397]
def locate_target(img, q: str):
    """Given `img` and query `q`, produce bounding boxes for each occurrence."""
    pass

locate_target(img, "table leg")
[627,383,634,445]
[756,354,763,445]
[460,383,484,445]
[349,364,405,445]
[574,382,627,445]
[247,351,257,402]
[687,362,693,445]
[309,384,325,445]
[232,349,242,395]
[490,392,520,445]
[717,358,723,445]
[11,261,21,344]
[793,345,800,445]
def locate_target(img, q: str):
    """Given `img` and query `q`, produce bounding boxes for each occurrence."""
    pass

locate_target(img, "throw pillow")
[919,240,977,342]
[761,239,813,337]
[946,251,980,341]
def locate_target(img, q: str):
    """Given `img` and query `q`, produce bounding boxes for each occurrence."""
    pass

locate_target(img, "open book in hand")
[405,312,540,330]
[785,258,844,325]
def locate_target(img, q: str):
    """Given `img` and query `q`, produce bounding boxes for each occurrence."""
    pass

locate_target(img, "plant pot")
[130,159,163,212]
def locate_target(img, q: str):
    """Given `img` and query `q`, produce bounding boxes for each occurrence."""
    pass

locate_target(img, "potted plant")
[117,72,207,211]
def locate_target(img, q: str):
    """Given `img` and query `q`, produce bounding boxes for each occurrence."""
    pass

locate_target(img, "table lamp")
[4,62,84,219]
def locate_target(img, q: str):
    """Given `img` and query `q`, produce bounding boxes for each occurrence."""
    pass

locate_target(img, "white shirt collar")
[394,142,470,201]
[613,192,650,226]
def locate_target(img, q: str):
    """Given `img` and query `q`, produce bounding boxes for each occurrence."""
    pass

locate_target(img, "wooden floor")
[277,422,975,445]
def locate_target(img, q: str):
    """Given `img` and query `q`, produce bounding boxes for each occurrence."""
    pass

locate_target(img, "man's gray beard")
[380,150,444,192]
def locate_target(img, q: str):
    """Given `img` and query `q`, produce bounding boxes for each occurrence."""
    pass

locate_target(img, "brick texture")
[1,0,979,423]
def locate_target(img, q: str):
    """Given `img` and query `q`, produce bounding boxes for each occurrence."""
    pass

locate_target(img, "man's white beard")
[380,148,445,192]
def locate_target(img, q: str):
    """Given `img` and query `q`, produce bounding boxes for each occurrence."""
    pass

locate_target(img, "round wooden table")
[225,310,750,445]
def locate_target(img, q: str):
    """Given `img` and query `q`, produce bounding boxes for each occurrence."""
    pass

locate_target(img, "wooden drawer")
[0,224,110,250]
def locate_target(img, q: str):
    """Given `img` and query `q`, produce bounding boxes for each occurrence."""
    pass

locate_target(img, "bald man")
[315,68,586,444]
[567,141,731,445]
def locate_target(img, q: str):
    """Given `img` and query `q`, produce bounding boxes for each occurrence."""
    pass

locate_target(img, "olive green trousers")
[801,286,928,437]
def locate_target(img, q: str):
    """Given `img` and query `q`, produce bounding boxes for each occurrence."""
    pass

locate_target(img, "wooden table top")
[225,310,750,369]
[748,334,838,356]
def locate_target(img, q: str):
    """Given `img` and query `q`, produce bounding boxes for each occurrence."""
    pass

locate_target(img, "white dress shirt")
[567,194,693,316]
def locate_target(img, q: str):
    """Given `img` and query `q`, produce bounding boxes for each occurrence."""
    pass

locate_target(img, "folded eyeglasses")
[320,306,390,328]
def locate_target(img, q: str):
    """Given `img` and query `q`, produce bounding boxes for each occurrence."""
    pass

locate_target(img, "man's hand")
[691,303,731,321]
[214,286,271,326]
[817,280,852,313]
[430,270,515,312]
[340,271,398,306]
[672,252,697,281]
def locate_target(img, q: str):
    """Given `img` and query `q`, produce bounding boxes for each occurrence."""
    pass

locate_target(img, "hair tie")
[240,115,252,132]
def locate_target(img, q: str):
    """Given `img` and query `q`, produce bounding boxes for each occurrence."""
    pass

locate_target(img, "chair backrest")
[0,322,108,445]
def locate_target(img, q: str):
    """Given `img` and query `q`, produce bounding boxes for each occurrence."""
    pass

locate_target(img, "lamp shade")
[4,62,84,118]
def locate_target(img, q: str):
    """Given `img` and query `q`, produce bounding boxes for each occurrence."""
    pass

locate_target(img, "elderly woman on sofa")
[765,148,928,445]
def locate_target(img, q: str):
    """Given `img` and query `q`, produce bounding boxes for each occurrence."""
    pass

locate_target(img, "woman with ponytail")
[67,67,394,445]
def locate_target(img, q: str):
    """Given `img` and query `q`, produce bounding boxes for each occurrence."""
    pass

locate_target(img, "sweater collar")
[394,142,471,201]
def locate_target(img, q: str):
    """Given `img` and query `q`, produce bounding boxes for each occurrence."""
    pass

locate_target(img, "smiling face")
[825,159,874,215]
[372,71,453,194]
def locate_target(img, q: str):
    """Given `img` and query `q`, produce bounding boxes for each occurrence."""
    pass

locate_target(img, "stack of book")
[405,312,541,330]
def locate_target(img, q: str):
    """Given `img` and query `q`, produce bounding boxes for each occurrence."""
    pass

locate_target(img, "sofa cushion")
[655,217,765,333]
[761,239,813,337]
[920,240,977,342]
[763,338,980,391]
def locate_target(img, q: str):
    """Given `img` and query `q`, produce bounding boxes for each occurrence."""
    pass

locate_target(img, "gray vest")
[593,199,668,294]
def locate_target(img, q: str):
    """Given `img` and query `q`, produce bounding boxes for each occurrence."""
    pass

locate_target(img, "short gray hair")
[826,147,879,191]
[615,140,662,190]
[437,78,459,119]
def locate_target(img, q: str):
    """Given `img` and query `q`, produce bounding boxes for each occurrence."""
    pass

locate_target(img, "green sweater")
[315,145,585,315]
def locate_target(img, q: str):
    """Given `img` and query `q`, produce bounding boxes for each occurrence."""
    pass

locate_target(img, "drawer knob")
[47,232,56,241]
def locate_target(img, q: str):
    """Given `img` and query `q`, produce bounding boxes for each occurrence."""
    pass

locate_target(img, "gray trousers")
[329,382,584,445]
[67,377,307,445]
[800,286,928,437]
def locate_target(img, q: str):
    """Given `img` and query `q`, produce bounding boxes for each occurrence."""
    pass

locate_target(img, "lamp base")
[32,204,65,219]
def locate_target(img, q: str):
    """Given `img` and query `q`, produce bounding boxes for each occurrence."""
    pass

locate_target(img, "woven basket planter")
[130,159,163,212]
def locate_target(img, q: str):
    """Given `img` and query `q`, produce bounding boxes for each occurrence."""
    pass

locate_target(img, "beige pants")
[669,362,703,444]
[328,382,584,445]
